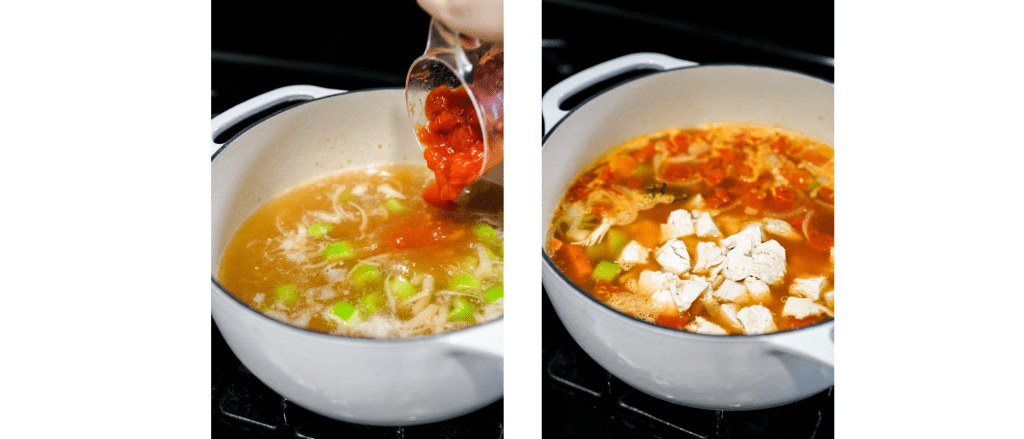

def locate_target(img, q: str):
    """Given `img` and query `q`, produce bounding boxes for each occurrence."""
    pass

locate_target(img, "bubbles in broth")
[217,164,503,339]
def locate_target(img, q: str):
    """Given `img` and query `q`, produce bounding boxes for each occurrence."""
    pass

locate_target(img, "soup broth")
[546,123,833,335]
[218,164,503,339]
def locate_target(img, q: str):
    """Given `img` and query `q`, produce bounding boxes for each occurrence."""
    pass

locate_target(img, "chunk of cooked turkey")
[737,305,778,335]
[672,278,709,312]
[660,209,695,241]
[655,239,691,275]
[789,276,828,301]
[693,211,722,237]
[617,240,650,271]
[782,297,834,319]
[692,241,725,274]
[685,316,728,335]
[637,270,677,296]
[712,279,749,304]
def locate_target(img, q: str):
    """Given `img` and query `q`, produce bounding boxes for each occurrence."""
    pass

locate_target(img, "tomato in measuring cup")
[416,85,485,207]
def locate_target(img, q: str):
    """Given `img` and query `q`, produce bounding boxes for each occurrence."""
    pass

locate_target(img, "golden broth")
[218,164,503,338]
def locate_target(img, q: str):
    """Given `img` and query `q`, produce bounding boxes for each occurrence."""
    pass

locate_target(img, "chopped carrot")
[548,238,565,253]
[609,155,638,179]
[562,244,593,279]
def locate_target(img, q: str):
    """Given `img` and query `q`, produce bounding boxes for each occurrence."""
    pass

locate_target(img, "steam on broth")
[546,123,833,335]
[217,164,503,339]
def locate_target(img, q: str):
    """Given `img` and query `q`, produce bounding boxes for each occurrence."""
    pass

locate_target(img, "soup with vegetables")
[546,123,833,335]
[217,163,503,339]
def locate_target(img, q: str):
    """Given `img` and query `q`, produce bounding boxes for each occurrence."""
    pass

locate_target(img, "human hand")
[416,0,503,42]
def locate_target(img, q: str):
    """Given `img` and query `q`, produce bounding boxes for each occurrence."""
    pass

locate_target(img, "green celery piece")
[448,297,474,322]
[473,223,498,244]
[351,264,383,288]
[384,198,407,214]
[359,293,385,315]
[307,222,333,238]
[330,301,361,326]
[450,273,481,293]
[390,278,417,300]
[607,229,628,255]
[338,191,354,203]
[592,261,622,282]
[585,243,604,260]
[275,283,299,306]
[321,241,355,261]
[484,284,504,302]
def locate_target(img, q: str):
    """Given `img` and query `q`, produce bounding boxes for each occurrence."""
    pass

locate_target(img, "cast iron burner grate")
[541,293,834,439]
[212,320,504,439]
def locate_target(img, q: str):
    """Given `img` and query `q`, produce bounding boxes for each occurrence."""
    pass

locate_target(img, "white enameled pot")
[211,85,503,426]
[541,53,834,410]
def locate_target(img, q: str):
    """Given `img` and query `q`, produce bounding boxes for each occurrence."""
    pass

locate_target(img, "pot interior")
[542,64,834,243]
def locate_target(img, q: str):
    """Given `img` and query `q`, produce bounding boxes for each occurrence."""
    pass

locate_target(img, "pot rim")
[541,62,833,143]
[541,62,834,341]
[212,86,504,347]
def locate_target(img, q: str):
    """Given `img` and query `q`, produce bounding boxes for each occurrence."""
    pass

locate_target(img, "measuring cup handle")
[211,85,345,157]
[541,53,698,135]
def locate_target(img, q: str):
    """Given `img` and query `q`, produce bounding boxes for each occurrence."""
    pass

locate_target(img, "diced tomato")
[818,187,835,204]
[668,132,691,155]
[661,162,694,181]
[788,215,805,230]
[787,170,814,191]
[699,157,727,186]
[632,142,657,162]
[771,136,790,154]
[717,148,739,164]
[421,184,459,210]
[802,151,831,165]
[598,165,614,182]
[626,177,643,188]
[768,186,796,212]
[807,226,834,252]
[704,187,732,208]
[417,85,486,203]
[740,189,767,211]
[591,202,613,219]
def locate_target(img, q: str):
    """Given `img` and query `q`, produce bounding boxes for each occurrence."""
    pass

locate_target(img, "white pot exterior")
[212,87,503,426]
[542,58,834,410]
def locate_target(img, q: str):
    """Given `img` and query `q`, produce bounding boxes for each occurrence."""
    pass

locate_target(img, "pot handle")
[767,324,834,368]
[440,320,504,362]
[211,85,346,156]
[542,52,698,135]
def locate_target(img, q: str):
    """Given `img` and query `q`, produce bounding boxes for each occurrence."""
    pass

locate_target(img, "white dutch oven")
[541,53,834,410]
[212,85,503,426]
